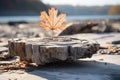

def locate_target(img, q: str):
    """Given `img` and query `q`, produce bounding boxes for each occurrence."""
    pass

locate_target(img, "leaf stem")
[52,30,54,40]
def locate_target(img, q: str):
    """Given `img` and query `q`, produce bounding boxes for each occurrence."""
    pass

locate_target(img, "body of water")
[0,15,120,23]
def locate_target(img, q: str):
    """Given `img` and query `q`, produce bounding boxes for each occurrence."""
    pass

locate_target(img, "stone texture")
[8,37,99,65]
[0,52,10,59]
[98,45,120,55]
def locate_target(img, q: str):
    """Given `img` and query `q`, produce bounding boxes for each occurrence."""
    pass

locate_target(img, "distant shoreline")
[0,15,120,23]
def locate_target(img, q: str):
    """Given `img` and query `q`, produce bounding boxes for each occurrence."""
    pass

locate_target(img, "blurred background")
[0,0,120,22]
[0,0,120,39]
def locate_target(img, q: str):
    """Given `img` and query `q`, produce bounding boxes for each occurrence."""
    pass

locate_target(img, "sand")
[0,21,120,80]
[0,54,120,80]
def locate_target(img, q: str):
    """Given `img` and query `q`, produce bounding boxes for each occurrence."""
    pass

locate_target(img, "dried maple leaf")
[38,7,67,37]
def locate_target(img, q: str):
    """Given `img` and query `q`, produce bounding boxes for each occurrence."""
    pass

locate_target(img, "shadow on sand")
[26,60,120,80]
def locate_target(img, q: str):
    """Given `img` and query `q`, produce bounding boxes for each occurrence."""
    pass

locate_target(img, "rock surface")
[98,45,120,55]
[8,37,99,65]
[70,33,120,55]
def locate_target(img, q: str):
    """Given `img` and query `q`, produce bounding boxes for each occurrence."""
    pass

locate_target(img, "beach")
[0,19,120,80]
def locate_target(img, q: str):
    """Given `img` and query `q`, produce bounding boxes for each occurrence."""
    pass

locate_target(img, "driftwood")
[8,37,99,65]
[59,23,98,35]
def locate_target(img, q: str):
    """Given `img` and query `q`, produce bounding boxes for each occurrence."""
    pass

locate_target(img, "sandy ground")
[0,22,120,80]
[0,33,120,80]
[71,33,120,47]
[0,54,120,80]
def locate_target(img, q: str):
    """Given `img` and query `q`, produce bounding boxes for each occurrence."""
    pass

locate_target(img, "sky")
[42,0,120,6]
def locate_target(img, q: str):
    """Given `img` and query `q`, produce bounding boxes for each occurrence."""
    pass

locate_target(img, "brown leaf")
[38,7,67,32]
